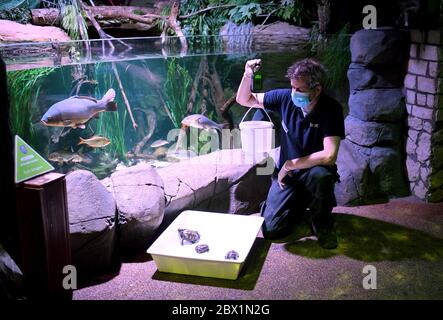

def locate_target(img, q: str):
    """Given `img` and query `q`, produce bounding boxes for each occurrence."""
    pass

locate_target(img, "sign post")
[14,136,72,299]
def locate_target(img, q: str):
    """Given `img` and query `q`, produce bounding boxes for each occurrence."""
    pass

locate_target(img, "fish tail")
[102,88,116,102]
[106,101,117,111]
[78,137,85,146]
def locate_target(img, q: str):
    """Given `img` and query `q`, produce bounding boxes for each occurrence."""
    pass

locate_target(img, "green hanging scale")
[250,62,263,93]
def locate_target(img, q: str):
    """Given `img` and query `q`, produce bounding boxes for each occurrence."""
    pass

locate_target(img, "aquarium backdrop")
[2,34,350,180]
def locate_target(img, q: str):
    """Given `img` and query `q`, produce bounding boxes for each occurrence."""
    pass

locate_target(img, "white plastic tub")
[239,106,275,155]
[147,210,264,280]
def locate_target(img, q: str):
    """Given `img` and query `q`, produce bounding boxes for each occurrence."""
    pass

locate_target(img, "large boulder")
[104,163,165,251]
[335,140,371,205]
[196,149,273,213]
[0,244,23,300]
[157,149,273,227]
[0,19,71,42]
[350,28,409,67]
[348,63,407,91]
[348,89,406,122]
[66,170,116,273]
[345,115,403,147]
[369,146,410,197]
[335,141,410,205]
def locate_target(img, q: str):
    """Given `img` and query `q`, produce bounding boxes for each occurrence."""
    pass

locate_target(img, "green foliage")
[179,0,314,36]
[274,0,309,26]
[59,0,88,40]
[96,108,128,162]
[180,0,228,36]
[94,64,128,162]
[228,2,262,24]
[316,24,351,90]
[7,67,58,145]
[0,7,31,24]
[164,58,192,128]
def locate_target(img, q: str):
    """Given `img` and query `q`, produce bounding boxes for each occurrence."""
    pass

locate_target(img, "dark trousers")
[261,166,339,239]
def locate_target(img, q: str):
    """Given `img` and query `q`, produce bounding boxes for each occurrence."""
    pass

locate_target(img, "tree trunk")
[31,6,163,26]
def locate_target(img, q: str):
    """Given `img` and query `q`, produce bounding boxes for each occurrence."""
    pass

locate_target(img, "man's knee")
[308,167,335,190]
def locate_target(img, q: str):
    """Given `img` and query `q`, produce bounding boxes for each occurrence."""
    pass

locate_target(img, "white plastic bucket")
[239,106,274,154]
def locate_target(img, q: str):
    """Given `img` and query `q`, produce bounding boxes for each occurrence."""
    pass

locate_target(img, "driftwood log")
[31,5,164,27]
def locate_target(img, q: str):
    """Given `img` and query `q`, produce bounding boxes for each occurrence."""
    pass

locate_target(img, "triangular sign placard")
[15,135,54,183]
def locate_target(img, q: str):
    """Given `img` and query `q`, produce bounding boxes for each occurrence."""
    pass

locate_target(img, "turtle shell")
[178,228,200,245]
[225,250,239,260]
[195,244,209,254]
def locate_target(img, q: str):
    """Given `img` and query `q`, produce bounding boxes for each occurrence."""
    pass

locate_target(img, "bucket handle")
[240,104,274,125]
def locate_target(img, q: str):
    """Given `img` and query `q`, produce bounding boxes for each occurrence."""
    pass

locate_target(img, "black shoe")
[311,222,338,249]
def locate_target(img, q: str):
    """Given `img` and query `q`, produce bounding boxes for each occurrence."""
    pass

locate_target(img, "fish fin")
[77,124,86,130]
[105,101,117,112]
[75,96,98,103]
[102,88,116,102]
[78,137,85,146]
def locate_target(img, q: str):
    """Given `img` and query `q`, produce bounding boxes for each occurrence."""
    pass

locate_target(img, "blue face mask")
[291,91,311,110]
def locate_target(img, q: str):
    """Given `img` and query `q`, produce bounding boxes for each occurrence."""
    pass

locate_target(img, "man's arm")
[236,59,264,108]
[284,136,341,170]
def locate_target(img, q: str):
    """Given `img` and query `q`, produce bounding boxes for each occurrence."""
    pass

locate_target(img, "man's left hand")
[277,161,293,189]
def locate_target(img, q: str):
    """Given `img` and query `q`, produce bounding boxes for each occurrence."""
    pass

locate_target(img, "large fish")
[41,89,117,129]
[181,114,223,131]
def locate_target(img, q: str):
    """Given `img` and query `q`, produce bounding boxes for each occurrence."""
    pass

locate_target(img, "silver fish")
[181,114,223,131]
[150,139,169,148]
[41,89,117,129]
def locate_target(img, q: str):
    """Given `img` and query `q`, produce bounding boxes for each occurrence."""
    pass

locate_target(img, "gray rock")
[406,158,420,182]
[408,117,423,131]
[345,115,402,147]
[0,244,23,300]
[348,63,406,90]
[335,140,371,205]
[350,29,409,67]
[66,170,116,272]
[107,164,165,251]
[336,140,410,205]
[416,132,431,162]
[413,179,427,199]
[369,147,410,197]
[157,149,272,224]
[348,89,406,122]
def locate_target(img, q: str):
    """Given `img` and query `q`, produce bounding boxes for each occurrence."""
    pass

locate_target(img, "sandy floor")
[73,196,443,300]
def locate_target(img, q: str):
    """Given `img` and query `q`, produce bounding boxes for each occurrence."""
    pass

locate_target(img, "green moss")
[284,213,443,262]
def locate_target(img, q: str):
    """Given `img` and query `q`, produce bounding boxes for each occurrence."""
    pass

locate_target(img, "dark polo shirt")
[263,89,345,171]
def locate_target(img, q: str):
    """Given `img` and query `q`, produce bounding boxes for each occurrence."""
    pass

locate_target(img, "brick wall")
[404,30,443,202]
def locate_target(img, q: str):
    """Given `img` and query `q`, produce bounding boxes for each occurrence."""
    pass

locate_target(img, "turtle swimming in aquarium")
[225,250,239,260]
[178,228,200,245]
[195,244,209,254]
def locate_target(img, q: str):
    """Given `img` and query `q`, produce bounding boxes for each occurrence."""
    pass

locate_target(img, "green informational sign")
[15,135,54,183]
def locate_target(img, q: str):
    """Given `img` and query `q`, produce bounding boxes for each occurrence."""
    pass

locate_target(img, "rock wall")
[335,28,410,205]
[404,29,443,202]
[65,149,272,274]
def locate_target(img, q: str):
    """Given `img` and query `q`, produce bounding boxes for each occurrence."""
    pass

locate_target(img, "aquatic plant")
[164,58,192,128]
[318,24,351,91]
[94,63,128,163]
[59,0,88,40]
[96,108,128,163]
[7,67,58,145]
